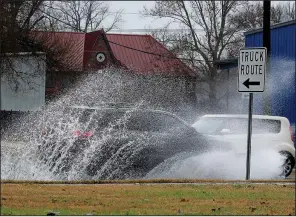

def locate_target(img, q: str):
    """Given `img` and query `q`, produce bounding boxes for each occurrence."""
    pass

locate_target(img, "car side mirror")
[220,128,231,134]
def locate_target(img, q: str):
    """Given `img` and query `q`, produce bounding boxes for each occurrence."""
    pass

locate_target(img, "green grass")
[0,206,87,216]
[1,183,295,215]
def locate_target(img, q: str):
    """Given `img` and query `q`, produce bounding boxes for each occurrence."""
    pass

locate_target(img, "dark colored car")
[37,106,213,180]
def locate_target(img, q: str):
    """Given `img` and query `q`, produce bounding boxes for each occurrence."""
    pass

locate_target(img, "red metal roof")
[31,30,194,76]
[105,33,193,76]
[31,31,85,71]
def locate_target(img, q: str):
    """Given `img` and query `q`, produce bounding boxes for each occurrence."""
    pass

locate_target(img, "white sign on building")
[238,47,266,92]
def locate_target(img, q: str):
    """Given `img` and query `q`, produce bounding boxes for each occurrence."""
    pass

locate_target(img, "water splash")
[146,149,285,180]
[1,68,287,181]
[1,141,57,180]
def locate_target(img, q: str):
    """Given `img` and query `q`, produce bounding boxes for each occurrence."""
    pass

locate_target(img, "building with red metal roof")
[32,30,197,112]
[105,33,194,76]
[31,31,86,72]
[33,30,195,75]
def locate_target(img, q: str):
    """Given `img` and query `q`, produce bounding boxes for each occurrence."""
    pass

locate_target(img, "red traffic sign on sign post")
[238,47,266,92]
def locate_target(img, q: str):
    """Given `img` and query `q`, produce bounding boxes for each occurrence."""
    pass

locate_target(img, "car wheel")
[279,151,295,178]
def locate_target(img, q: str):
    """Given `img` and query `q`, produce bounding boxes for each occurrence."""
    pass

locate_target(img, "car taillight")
[83,131,93,137]
[289,125,294,142]
[73,130,81,137]
[73,130,93,138]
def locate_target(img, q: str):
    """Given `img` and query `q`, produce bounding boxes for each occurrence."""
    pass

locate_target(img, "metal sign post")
[246,93,253,180]
[238,47,266,180]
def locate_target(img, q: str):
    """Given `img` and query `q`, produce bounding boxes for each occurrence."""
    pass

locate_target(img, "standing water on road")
[1,68,286,181]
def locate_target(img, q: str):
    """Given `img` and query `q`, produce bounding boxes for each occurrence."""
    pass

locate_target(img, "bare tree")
[229,1,296,31]
[228,2,263,31]
[0,0,44,53]
[142,1,246,111]
[32,1,61,31]
[38,1,123,32]
[0,0,45,93]
[226,1,295,59]
[271,2,295,23]
[142,1,295,111]
[0,0,76,90]
[149,25,194,58]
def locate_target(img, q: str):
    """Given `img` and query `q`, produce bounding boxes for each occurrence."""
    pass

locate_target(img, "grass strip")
[1,183,295,215]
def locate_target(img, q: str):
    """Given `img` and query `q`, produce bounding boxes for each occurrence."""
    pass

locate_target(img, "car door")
[123,111,209,168]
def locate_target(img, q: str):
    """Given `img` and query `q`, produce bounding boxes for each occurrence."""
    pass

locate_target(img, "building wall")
[1,54,46,111]
[245,21,295,124]
[46,31,119,96]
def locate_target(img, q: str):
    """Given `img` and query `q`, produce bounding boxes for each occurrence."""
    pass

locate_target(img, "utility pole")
[263,0,271,115]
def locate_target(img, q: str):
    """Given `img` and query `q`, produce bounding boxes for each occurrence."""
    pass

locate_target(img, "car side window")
[224,118,281,134]
[225,119,248,134]
[87,111,126,131]
[125,112,161,132]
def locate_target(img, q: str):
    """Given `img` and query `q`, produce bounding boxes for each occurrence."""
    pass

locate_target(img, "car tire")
[279,151,295,178]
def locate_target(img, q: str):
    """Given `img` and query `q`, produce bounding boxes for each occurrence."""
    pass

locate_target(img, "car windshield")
[193,117,281,135]
[63,108,188,133]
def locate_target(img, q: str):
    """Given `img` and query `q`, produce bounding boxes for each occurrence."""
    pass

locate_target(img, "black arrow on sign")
[243,78,260,88]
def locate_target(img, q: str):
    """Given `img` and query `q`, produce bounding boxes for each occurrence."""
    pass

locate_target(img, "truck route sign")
[238,47,266,92]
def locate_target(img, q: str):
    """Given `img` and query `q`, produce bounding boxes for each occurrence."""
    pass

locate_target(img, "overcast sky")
[107,1,293,33]
[108,1,181,33]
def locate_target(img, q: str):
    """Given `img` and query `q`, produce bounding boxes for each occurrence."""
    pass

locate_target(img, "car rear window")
[193,117,281,135]
[124,111,187,132]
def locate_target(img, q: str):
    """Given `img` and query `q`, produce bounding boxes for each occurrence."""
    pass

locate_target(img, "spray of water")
[1,67,287,181]
[253,58,295,117]
[1,141,57,180]
[146,149,285,180]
